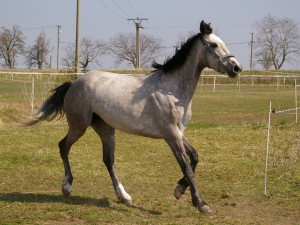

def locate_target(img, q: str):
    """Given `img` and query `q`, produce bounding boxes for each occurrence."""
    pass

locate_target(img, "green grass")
[0,78,299,224]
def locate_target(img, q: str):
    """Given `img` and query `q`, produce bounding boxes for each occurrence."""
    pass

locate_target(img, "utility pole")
[57,25,61,70]
[75,0,80,74]
[250,32,254,70]
[127,17,148,69]
[49,55,52,70]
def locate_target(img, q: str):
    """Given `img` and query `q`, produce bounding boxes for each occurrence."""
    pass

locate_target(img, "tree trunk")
[38,62,43,70]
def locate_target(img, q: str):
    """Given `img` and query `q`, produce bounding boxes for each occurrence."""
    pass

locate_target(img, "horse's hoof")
[62,183,72,197]
[174,185,184,199]
[199,204,212,213]
[121,198,133,206]
[62,189,71,197]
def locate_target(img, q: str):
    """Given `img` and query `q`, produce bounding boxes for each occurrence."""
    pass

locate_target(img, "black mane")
[152,33,201,73]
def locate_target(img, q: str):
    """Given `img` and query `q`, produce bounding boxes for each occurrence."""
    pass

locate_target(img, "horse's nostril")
[233,65,241,73]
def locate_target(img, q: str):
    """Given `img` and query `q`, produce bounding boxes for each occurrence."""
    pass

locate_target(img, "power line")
[112,0,131,18]
[145,26,194,30]
[20,26,57,31]
[226,42,250,46]
[126,0,140,16]
[124,1,163,40]
[98,0,124,19]
[60,41,76,45]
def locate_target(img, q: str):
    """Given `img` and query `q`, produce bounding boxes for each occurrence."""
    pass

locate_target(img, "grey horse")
[26,21,242,213]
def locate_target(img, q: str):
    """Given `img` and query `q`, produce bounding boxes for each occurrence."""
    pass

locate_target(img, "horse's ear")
[200,20,213,35]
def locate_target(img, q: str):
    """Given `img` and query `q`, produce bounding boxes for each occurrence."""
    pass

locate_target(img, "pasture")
[0,72,299,224]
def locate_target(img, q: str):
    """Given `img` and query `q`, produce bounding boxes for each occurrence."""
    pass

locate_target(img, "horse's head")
[200,20,242,78]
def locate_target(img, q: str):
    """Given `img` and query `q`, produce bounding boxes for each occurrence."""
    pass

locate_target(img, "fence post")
[238,74,241,92]
[200,77,203,92]
[31,78,35,113]
[213,76,216,92]
[295,79,298,123]
[264,101,272,195]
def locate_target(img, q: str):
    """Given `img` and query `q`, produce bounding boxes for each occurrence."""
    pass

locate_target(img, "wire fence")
[199,74,300,92]
[1,70,300,87]
[1,70,300,115]
[264,100,300,195]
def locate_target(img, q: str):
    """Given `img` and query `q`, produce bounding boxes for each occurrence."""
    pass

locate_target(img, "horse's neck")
[168,44,204,105]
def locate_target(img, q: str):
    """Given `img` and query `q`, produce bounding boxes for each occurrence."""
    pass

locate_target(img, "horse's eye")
[210,43,218,48]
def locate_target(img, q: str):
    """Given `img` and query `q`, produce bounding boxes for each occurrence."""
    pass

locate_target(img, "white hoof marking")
[63,183,72,193]
[62,177,72,195]
[116,183,132,202]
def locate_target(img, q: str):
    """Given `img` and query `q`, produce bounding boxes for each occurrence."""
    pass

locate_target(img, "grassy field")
[0,75,299,224]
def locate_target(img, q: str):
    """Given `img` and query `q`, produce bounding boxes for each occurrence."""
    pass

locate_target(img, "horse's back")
[76,70,148,107]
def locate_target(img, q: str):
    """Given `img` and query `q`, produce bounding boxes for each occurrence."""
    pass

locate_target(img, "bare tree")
[63,37,106,70]
[254,15,300,69]
[256,50,273,70]
[62,45,75,69]
[25,31,51,69]
[108,33,162,68]
[0,25,25,69]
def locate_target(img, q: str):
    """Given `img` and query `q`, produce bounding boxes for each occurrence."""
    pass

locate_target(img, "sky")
[1,0,300,70]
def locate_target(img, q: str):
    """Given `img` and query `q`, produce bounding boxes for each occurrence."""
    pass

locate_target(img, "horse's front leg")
[165,130,211,213]
[174,136,199,199]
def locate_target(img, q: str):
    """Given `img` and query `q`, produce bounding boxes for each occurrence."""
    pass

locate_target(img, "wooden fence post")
[31,78,35,113]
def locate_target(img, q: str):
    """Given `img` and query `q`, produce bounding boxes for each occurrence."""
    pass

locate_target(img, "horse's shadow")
[0,192,162,215]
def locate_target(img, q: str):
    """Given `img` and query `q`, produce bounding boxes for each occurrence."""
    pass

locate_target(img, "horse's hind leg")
[91,114,132,206]
[59,122,88,197]
[174,136,199,199]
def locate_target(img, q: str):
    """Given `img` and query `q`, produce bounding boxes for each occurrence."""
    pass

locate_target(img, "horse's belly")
[99,112,163,138]
[92,98,163,139]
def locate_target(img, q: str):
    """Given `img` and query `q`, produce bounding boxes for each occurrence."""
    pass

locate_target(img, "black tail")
[24,82,72,126]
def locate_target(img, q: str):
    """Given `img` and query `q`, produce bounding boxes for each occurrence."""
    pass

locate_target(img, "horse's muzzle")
[227,61,242,78]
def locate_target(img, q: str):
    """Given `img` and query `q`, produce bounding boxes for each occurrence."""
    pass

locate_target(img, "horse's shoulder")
[148,91,179,113]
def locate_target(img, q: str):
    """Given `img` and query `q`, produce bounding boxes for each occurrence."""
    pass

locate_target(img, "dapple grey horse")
[26,21,242,213]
